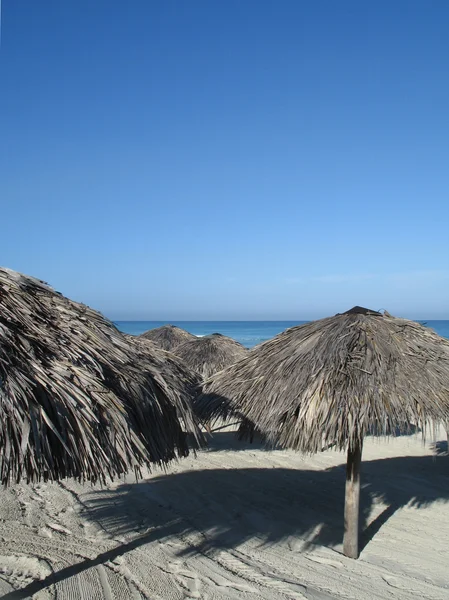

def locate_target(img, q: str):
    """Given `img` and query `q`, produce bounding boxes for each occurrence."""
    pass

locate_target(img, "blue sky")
[1,1,448,320]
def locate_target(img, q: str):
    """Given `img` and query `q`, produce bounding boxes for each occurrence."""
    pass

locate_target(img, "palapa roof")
[0,267,202,486]
[128,334,202,392]
[140,324,195,351]
[196,307,449,453]
[124,333,157,349]
[174,333,248,380]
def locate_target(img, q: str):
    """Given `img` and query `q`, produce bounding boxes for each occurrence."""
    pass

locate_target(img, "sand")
[0,427,448,600]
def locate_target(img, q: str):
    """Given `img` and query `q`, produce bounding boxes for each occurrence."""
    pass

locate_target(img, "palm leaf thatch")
[129,334,202,393]
[0,267,202,486]
[140,325,195,351]
[196,306,449,557]
[124,333,157,349]
[174,333,248,380]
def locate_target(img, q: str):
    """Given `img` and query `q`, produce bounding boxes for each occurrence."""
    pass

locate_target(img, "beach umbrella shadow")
[202,424,422,453]
[4,453,447,600]
[432,440,448,455]
[201,430,270,452]
[82,453,449,555]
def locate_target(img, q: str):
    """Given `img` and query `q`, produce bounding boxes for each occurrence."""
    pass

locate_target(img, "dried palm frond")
[129,335,202,407]
[140,325,195,351]
[0,267,202,486]
[196,307,449,452]
[174,333,248,380]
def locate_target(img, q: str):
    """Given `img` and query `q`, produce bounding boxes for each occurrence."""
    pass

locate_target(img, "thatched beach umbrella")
[174,333,248,380]
[196,307,449,558]
[124,333,157,349]
[140,324,195,351]
[0,267,201,486]
[129,335,202,393]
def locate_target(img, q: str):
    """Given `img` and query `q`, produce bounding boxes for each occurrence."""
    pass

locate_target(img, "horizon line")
[112,318,448,322]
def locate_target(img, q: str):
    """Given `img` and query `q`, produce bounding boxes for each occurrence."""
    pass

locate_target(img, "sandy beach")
[3,2,449,598]
[0,427,448,600]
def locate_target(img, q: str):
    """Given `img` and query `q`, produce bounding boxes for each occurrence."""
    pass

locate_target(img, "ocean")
[115,320,449,348]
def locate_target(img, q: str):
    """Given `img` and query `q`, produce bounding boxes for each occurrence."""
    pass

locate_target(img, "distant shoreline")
[114,320,449,349]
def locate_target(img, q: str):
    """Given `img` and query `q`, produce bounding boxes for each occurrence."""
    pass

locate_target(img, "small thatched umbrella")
[0,267,202,486]
[174,333,248,380]
[140,324,195,352]
[196,307,449,558]
[129,335,202,393]
[124,333,157,349]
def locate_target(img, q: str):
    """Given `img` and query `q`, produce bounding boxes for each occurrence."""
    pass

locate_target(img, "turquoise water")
[115,320,449,348]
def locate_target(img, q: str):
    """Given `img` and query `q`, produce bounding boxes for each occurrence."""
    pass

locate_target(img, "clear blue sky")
[1,1,448,320]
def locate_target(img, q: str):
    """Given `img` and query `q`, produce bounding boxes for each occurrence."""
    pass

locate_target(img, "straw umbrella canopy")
[196,307,449,558]
[174,333,248,380]
[129,335,202,393]
[124,333,157,349]
[140,325,195,352]
[0,267,202,486]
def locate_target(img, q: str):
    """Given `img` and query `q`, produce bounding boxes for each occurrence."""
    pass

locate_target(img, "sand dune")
[0,428,448,600]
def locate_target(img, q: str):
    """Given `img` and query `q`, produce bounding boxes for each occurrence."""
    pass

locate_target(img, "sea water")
[115,320,449,348]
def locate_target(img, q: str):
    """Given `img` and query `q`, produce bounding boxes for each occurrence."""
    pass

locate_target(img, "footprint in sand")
[0,555,52,583]
[46,522,73,535]
[166,561,202,599]
[306,555,343,569]
[38,526,53,538]
[382,575,409,590]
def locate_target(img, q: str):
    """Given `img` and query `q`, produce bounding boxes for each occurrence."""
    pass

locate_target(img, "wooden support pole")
[343,441,363,559]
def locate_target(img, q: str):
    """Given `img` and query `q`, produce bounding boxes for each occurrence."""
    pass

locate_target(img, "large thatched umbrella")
[196,307,449,558]
[0,267,201,486]
[174,333,248,380]
[140,324,195,352]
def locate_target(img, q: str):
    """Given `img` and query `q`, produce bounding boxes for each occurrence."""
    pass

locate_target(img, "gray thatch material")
[0,267,202,486]
[174,333,248,380]
[197,308,449,448]
[124,333,157,348]
[129,335,202,392]
[140,324,195,352]
[196,307,449,557]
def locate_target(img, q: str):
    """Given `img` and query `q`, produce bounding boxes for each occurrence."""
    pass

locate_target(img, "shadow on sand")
[3,452,449,600]
[203,424,423,453]
[3,451,448,599]
[203,430,271,452]
[84,453,449,552]
[432,440,448,455]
